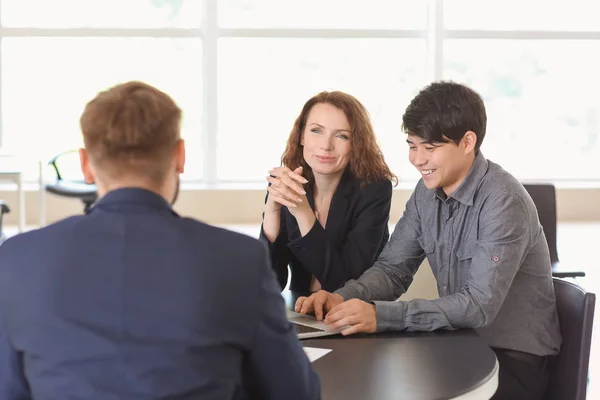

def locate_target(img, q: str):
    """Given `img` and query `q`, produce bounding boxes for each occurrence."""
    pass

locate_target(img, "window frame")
[0,0,599,185]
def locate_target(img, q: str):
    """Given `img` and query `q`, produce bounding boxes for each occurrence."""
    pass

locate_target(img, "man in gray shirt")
[296,81,561,399]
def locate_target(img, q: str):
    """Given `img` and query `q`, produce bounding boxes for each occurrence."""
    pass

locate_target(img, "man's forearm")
[374,292,490,333]
[335,264,406,303]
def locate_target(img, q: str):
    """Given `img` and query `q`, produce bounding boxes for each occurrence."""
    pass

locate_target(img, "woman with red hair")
[260,91,397,298]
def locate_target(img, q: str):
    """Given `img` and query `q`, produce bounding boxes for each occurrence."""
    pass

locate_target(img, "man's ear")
[462,131,477,154]
[78,148,95,184]
[175,139,185,174]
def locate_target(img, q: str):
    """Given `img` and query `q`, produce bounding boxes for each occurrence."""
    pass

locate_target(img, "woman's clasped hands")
[265,166,311,217]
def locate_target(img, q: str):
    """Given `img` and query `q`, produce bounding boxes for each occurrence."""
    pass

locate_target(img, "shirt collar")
[432,151,489,206]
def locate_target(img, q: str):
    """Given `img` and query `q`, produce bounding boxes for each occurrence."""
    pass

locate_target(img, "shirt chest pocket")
[417,235,436,257]
[456,243,476,287]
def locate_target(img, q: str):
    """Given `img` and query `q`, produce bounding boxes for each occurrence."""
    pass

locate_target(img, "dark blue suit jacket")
[0,188,320,400]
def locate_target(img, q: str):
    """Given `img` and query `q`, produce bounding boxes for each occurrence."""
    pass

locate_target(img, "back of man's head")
[80,81,182,184]
[402,81,487,151]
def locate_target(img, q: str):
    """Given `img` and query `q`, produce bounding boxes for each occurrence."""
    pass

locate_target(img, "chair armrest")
[48,149,79,181]
[0,200,9,214]
[0,200,9,239]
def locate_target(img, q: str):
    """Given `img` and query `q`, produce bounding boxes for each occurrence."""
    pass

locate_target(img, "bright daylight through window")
[0,0,598,184]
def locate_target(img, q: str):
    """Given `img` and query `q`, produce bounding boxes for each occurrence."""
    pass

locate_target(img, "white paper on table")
[303,347,332,362]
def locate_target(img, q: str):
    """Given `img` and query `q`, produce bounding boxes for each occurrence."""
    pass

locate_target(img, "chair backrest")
[45,150,98,212]
[0,200,9,243]
[522,183,559,264]
[546,278,596,400]
[48,150,86,182]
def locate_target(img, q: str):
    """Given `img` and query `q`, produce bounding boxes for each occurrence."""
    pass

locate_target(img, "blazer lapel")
[322,169,354,234]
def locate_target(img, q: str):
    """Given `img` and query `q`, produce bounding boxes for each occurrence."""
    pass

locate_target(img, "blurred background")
[0,1,599,396]
[0,0,598,187]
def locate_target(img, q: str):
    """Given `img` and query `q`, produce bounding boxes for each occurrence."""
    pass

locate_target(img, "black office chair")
[0,200,9,243]
[45,150,98,212]
[545,278,595,400]
[522,183,585,278]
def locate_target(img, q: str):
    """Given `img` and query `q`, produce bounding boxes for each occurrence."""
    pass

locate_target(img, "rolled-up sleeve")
[374,194,531,332]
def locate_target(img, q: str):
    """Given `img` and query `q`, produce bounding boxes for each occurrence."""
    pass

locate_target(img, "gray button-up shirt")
[336,152,562,356]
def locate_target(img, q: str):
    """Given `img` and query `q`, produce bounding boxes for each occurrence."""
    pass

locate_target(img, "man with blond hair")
[0,81,320,400]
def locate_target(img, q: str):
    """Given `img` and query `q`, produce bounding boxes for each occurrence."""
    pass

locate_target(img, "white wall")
[1,187,599,227]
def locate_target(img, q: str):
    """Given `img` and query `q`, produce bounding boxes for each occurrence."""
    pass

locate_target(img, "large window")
[444,0,600,182]
[217,38,426,181]
[1,0,203,28]
[444,40,600,180]
[0,0,598,184]
[1,38,203,179]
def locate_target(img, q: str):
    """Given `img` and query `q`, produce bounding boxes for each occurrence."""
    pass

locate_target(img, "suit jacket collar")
[87,188,179,216]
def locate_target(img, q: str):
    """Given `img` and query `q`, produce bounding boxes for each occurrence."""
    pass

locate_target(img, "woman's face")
[301,103,352,178]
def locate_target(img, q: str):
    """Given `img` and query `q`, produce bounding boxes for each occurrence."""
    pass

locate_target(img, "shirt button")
[442,286,447,291]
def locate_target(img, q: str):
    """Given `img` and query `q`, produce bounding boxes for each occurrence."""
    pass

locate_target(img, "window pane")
[218,38,427,182]
[1,0,202,28]
[219,0,426,29]
[445,0,600,31]
[1,38,203,181]
[444,40,600,180]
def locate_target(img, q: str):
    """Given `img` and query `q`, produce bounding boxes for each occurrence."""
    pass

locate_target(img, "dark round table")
[303,330,498,400]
